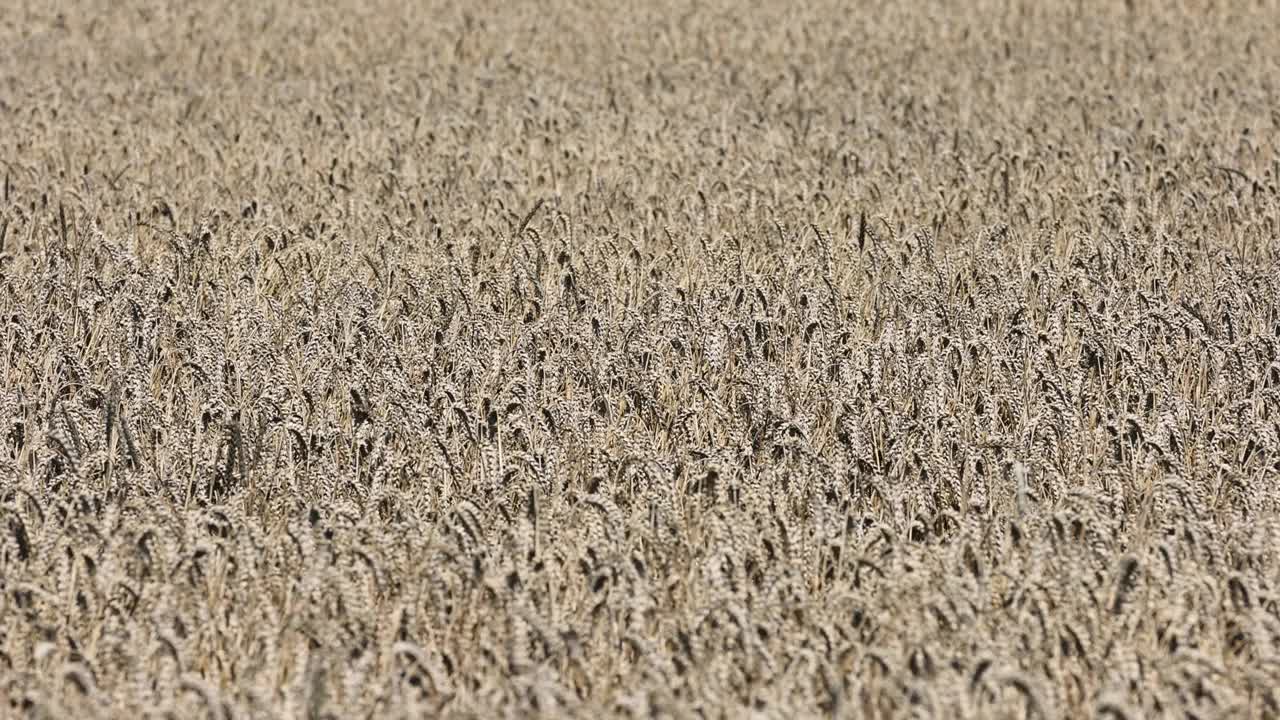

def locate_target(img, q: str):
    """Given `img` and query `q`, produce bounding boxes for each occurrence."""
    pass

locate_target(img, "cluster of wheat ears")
[2,1,1280,718]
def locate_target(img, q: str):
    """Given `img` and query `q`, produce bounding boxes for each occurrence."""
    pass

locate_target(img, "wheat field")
[2,1,1280,718]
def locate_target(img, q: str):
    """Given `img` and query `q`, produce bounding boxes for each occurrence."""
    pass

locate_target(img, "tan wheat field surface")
[2,1,1280,717]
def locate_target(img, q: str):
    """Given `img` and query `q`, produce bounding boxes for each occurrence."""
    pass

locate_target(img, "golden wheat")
[2,0,1280,718]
